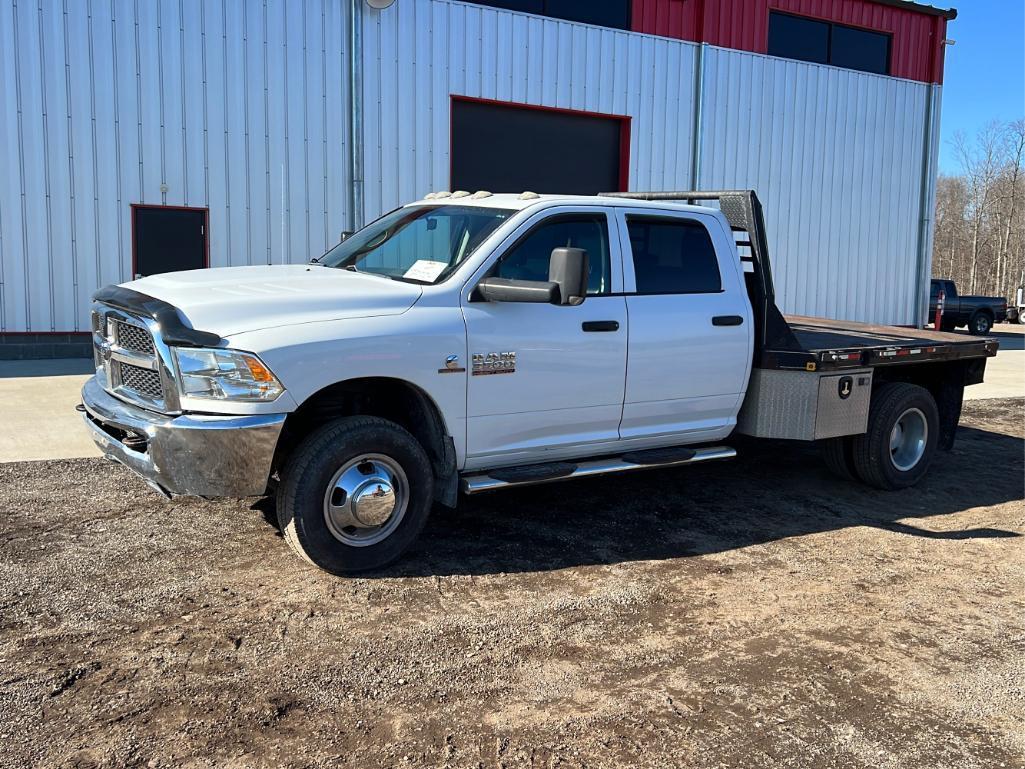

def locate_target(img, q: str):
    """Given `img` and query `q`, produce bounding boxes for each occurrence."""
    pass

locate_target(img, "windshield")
[318,204,514,283]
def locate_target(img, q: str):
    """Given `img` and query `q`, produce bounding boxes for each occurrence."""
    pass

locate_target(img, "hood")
[125,265,423,338]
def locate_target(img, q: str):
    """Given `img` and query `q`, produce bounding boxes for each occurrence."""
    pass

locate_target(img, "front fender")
[228,309,468,466]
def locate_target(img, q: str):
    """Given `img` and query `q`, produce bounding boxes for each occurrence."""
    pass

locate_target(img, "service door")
[133,206,208,278]
[462,209,628,468]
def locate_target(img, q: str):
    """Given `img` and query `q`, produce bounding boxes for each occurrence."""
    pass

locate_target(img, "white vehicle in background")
[81,190,998,575]
[1007,286,1025,324]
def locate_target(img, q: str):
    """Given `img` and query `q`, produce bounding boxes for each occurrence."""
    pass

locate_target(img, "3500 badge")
[472,351,516,376]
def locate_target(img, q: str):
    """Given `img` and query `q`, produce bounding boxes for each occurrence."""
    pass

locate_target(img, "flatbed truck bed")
[764,315,999,372]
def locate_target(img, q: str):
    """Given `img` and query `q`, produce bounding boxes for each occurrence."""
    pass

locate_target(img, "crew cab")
[81,191,999,575]
[929,278,1007,334]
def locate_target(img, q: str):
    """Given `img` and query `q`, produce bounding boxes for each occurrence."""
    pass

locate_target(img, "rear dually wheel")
[851,383,939,490]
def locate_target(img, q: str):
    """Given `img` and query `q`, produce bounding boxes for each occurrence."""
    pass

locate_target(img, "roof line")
[870,0,957,20]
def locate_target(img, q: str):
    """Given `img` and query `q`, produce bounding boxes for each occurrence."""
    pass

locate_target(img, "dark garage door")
[451,98,627,195]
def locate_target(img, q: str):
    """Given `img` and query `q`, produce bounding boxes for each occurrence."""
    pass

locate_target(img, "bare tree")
[933,118,1025,303]
[997,120,1024,291]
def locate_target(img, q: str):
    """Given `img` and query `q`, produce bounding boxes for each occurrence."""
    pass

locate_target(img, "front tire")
[276,416,434,575]
[851,383,939,490]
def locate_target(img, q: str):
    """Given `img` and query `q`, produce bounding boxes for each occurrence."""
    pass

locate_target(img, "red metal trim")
[449,95,633,192]
[618,116,631,192]
[630,0,948,83]
[129,203,211,280]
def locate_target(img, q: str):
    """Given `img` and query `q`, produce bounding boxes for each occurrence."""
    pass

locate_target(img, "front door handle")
[582,320,620,332]
[712,315,744,326]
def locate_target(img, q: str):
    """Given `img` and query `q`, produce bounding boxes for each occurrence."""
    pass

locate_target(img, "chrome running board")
[460,445,736,494]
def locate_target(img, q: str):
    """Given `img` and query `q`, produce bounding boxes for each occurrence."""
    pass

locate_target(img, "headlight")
[172,347,284,402]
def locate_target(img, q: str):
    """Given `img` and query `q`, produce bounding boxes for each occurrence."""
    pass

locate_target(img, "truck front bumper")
[80,375,286,497]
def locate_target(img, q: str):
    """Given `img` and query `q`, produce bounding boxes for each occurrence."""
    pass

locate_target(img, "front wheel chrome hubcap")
[889,407,928,472]
[323,454,409,547]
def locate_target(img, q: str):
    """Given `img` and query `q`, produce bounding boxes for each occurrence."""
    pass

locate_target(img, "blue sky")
[938,1,1025,172]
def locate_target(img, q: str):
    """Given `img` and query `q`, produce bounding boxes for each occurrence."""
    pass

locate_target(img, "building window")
[768,11,891,76]
[467,0,631,31]
[626,217,722,295]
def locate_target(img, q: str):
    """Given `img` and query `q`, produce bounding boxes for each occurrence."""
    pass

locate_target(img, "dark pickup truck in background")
[930,279,1007,335]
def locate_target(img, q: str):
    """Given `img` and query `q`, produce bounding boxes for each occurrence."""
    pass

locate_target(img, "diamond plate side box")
[736,368,873,441]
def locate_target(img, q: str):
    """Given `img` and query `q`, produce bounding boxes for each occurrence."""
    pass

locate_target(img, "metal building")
[0,0,955,357]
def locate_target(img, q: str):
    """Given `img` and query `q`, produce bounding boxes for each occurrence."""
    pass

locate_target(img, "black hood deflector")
[93,285,223,348]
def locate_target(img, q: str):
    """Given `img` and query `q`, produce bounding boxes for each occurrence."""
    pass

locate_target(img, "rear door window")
[626,216,722,294]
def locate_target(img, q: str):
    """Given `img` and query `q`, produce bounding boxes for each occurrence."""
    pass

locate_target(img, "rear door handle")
[712,315,744,326]
[582,320,620,332]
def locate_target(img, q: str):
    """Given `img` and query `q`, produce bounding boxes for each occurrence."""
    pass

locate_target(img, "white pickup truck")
[81,190,998,574]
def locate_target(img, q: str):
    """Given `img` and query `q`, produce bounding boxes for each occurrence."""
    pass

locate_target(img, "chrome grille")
[114,319,155,355]
[117,362,163,399]
[92,302,173,411]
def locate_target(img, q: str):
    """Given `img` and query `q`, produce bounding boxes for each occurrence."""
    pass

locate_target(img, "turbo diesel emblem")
[472,351,516,376]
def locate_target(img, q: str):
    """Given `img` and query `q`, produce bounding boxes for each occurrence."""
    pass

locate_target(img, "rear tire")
[819,436,858,481]
[968,311,992,335]
[851,383,939,490]
[276,416,434,575]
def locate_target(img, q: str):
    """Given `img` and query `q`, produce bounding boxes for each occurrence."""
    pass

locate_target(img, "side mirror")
[339,230,354,243]
[548,247,588,306]
[476,277,558,304]
[474,246,589,305]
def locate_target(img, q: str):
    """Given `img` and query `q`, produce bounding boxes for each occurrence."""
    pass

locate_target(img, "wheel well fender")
[873,361,978,451]
[275,377,458,506]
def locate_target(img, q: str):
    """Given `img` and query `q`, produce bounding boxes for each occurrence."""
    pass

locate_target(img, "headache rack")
[600,190,998,373]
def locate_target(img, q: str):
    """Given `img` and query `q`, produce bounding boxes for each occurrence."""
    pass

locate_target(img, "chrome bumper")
[81,375,286,497]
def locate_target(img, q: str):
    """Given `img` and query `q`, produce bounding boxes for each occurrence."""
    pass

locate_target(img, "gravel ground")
[1,399,1023,769]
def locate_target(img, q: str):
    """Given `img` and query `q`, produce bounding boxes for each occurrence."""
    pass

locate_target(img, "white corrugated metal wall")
[0,0,938,333]
[361,0,697,217]
[697,46,935,324]
[0,0,350,334]
[364,0,937,326]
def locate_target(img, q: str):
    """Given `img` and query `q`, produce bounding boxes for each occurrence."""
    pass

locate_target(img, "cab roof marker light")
[471,190,493,198]
[450,190,471,198]
[519,191,540,200]
[433,190,451,198]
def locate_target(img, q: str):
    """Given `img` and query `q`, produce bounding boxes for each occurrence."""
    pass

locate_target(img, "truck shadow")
[253,422,1023,577]
[374,423,1024,577]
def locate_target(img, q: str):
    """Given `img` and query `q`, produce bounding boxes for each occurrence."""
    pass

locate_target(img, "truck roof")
[410,191,714,215]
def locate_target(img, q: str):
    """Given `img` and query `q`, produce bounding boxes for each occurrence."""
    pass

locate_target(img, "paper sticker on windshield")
[403,260,448,282]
